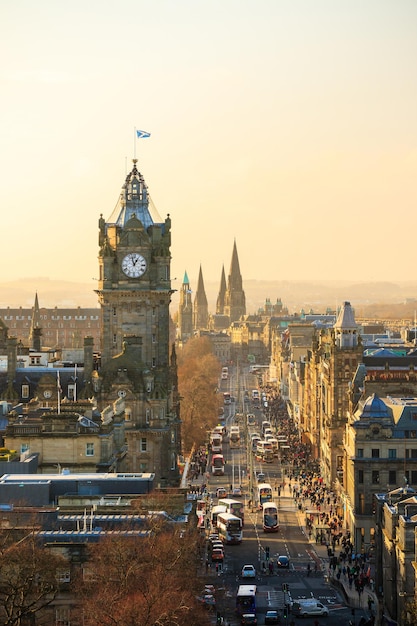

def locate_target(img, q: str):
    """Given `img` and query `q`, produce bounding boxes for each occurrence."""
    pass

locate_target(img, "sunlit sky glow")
[1,0,416,293]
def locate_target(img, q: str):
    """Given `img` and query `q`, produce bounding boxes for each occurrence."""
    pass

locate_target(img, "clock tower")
[95,159,181,486]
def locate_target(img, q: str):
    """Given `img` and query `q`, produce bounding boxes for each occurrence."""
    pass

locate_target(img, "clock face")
[121,253,147,278]
[43,390,52,398]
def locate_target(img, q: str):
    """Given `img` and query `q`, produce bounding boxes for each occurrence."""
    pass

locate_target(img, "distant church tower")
[178,270,193,342]
[95,158,181,486]
[216,265,226,315]
[29,292,42,351]
[224,240,246,323]
[193,265,208,330]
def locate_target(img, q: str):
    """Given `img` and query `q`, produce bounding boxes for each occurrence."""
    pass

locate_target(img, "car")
[291,600,329,617]
[277,555,290,569]
[241,564,256,578]
[256,472,265,482]
[265,610,280,624]
[216,487,227,498]
[211,548,224,561]
[232,486,243,497]
[241,614,257,625]
[197,593,216,607]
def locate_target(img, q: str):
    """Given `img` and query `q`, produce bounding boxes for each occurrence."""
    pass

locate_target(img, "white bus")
[257,483,273,508]
[229,425,240,449]
[262,501,279,532]
[236,585,257,616]
[218,497,245,527]
[221,366,229,380]
[216,512,243,544]
[211,504,227,528]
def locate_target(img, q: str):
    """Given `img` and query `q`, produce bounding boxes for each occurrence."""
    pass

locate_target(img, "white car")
[241,564,256,578]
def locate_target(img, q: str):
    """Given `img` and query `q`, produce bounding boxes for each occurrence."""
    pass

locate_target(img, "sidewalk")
[291,483,379,625]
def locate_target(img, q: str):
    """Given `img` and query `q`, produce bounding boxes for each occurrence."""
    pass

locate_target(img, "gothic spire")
[216,265,226,314]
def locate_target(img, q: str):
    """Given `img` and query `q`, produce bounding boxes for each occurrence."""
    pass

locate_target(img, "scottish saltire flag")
[136,130,151,138]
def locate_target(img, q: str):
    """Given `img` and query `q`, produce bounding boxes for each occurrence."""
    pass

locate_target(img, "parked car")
[241,614,257,625]
[277,555,290,569]
[241,564,256,578]
[197,593,216,607]
[211,548,224,561]
[265,610,280,624]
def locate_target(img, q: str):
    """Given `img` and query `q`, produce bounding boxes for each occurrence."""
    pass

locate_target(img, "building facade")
[94,159,181,486]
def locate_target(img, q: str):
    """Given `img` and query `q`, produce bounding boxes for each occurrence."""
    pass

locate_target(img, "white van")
[291,599,329,618]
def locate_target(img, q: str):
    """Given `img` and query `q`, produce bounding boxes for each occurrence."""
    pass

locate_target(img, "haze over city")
[1,0,416,299]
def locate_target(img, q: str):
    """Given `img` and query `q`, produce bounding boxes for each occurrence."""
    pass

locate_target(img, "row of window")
[20,442,96,457]
[358,469,417,485]
[357,448,417,459]
[21,385,77,399]
[2,315,99,321]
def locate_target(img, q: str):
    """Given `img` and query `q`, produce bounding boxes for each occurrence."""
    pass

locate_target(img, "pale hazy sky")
[1,0,416,292]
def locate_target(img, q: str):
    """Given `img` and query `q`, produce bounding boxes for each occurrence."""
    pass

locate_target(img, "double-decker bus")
[211,453,225,476]
[262,501,279,532]
[229,425,240,449]
[255,440,273,461]
[257,483,273,508]
[236,584,257,616]
[216,512,243,544]
[210,432,222,453]
[211,504,227,528]
[218,497,245,527]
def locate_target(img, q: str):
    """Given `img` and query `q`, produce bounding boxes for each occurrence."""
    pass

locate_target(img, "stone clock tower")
[95,159,181,486]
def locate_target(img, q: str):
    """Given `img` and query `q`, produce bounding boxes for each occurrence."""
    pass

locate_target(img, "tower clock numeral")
[122,253,147,278]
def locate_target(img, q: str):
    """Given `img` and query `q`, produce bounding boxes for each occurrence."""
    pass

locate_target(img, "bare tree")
[73,523,212,626]
[0,533,68,626]
[178,336,222,451]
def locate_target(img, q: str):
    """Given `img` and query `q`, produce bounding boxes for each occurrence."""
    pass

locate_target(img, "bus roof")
[217,512,241,521]
[218,497,242,505]
[237,585,257,596]
[257,483,272,490]
[212,505,227,513]
[262,501,278,509]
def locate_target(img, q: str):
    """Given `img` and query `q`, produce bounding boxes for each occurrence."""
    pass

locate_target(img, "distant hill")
[1,277,416,320]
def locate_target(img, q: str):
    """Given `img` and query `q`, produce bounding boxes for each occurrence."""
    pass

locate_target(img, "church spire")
[178,270,193,341]
[29,292,42,351]
[193,265,208,330]
[224,240,246,323]
[216,265,226,315]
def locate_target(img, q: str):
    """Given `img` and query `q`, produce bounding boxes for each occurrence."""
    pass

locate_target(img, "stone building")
[4,396,125,474]
[94,159,181,486]
[0,297,100,351]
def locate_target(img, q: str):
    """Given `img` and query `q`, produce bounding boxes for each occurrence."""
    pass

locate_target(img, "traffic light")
[283,605,288,618]
[282,583,288,592]
[265,546,270,559]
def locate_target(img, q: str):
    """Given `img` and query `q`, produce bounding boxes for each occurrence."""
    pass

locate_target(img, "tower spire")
[216,265,226,315]
[193,265,208,330]
[224,240,246,323]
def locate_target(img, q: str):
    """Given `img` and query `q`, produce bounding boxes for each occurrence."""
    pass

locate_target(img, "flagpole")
[134,126,137,159]
[57,371,61,415]
[74,364,77,402]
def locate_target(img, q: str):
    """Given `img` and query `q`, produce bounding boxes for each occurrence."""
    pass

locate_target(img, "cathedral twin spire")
[179,241,246,337]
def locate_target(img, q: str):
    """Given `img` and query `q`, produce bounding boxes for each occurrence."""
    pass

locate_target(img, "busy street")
[186,365,377,626]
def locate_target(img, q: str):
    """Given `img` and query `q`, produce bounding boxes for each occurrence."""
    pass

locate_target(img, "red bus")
[211,454,225,476]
